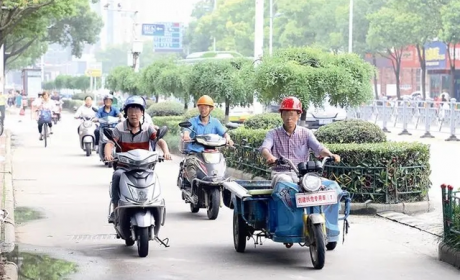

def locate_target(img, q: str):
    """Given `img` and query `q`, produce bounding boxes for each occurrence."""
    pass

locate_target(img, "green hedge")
[62,100,84,110]
[243,113,282,129]
[71,92,94,100]
[152,116,183,136]
[315,119,387,144]
[224,128,431,203]
[147,101,184,117]
[183,107,225,123]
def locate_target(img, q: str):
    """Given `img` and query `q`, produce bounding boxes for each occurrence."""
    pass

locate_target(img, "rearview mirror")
[103,128,114,141]
[225,122,241,130]
[156,125,168,139]
[178,121,192,128]
[73,106,78,112]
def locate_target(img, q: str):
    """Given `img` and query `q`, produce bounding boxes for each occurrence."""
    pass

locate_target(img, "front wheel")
[207,188,220,220]
[85,143,92,156]
[233,211,247,253]
[137,227,149,258]
[309,224,326,269]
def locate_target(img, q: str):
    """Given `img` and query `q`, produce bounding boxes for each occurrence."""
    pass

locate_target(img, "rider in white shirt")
[36,91,57,140]
[74,96,99,145]
[74,96,98,119]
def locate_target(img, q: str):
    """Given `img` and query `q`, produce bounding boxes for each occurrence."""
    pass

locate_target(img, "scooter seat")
[247,189,273,195]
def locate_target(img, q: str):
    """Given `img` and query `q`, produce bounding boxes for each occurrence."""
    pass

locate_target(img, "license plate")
[318,119,333,125]
[295,190,337,208]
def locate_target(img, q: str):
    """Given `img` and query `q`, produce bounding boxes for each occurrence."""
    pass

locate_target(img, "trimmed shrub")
[243,113,282,129]
[152,116,183,136]
[224,128,431,203]
[183,107,225,123]
[62,100,84,110]
[147,101,184,117]
[315,119,387,144]
[72,92,94,100]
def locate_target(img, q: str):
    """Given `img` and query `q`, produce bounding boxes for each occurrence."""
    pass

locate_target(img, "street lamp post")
[348,0,353,53]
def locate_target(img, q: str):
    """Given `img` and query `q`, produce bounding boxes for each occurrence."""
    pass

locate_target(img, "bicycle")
[37,109,52,147]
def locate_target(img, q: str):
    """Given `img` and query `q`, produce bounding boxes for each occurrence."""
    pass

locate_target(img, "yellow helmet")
[196,95,214,107]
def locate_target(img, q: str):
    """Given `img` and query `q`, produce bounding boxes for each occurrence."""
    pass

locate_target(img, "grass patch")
[14,207,44,225]
[18,252,77,280]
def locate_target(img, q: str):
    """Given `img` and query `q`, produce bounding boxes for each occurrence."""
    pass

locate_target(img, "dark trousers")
[111,168,125,204]
[38,121,52,134]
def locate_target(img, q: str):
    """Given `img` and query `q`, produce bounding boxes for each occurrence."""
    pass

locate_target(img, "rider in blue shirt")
[97,95,123,118]
[181,95,234,153]
[95,95,123,147]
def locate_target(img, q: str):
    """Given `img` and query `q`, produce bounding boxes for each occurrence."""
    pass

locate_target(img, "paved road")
[6,111,460,279]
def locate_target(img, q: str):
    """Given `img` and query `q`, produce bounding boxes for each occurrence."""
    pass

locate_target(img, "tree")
[367,6,415,99]
[188,58,254,122]
[156,64,193,109]
[138,58,176,102]
[253,47,374,122]
[106,66,141,95]
[3,0,103,71]
[439,0,460,99]
[183,0,214,53]
[394,0,443,100]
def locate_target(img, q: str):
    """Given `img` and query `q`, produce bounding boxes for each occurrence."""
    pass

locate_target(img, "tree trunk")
[300,109,306,126]
[416,44,427,99]
[387,48,402,99]
[224,97,230,123]
[155,94,159,103]
[372,54,379,98]
[184,101,188,110]
[447,43,456,99]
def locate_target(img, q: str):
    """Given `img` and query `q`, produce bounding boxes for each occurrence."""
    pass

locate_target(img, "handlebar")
[274,156,336,175]
[104,155,165,164]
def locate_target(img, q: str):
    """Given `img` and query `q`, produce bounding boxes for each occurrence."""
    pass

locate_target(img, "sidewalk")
[0,130,18,280]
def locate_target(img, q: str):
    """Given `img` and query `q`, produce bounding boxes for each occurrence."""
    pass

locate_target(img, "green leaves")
[106,66,141,95]
[4,0,103,71]
[253,47,374,110]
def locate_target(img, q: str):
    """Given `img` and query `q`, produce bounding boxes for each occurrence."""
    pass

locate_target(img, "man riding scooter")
[104,95,172,223]
[259,96,340,182]
[181,94,234,188]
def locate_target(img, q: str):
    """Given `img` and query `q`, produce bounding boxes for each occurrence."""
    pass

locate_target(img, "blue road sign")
[141,24,165,36]
[142,22,183,52]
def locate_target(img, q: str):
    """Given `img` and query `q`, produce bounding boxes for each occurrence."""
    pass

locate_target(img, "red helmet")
[279,96,303,113]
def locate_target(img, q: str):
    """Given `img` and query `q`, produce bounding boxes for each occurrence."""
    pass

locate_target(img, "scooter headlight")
[301,174,322,192]
[83,121,92,128]
[127,185,154,203]
[118,156,135,165]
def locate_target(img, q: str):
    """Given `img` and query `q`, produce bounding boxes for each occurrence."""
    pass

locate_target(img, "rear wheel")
[309,224,326,269]
[125,238,135,246]
[43,125,48,148]
[207,188,220,220]
[190,203,200,213]
[233,211,247,253]
[326,242,337,251]
[137,227,149,257]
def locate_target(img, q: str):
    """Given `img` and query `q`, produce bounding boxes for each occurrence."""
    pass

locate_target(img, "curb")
[1,130,17,280]
[225,167,433,215]
[438,242,460,269]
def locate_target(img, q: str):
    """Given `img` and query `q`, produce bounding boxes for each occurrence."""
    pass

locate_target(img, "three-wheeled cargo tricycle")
[222,156,351,269]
